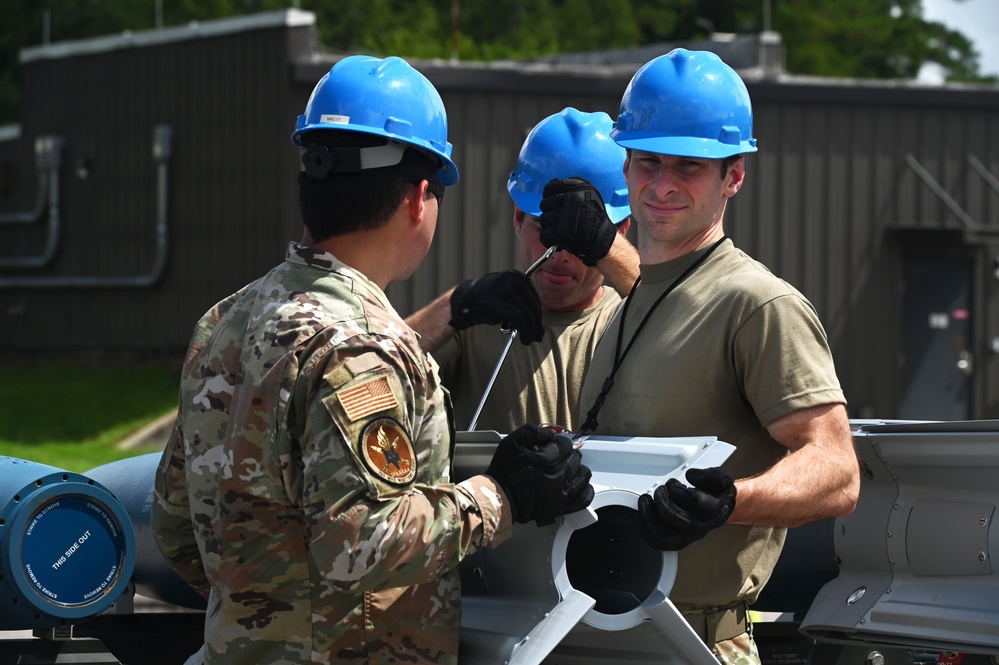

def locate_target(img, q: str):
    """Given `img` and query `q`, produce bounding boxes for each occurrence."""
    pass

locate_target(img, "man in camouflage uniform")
[542,50,861,664]
[152,55,593,665]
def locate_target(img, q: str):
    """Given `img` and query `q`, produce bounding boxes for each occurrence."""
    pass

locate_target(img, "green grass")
[0,357,180,472]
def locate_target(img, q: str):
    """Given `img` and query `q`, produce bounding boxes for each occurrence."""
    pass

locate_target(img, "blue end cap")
[0,458,136,629]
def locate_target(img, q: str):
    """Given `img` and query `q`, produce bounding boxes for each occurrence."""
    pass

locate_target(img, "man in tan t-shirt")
[541,50,861,665]
[407,107,640,433]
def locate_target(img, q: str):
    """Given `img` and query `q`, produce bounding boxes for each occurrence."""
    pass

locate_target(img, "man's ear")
[724,156,746,197]
[513,207,526,235]
[406,181,428,223]
[616,217,631,235]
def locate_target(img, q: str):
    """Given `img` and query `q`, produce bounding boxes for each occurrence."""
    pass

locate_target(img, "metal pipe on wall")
[0,135,62,225]
[904,152,975,228]
[968,154,999,197]
[0,125,171,289]
[0,136,64,269]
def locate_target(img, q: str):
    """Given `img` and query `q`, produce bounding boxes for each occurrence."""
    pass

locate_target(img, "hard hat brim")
[613,133,757,160]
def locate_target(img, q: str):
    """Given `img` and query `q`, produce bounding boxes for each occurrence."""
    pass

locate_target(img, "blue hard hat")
[292,55,459,185]
[507,108,630,224]
[612,49,757,159]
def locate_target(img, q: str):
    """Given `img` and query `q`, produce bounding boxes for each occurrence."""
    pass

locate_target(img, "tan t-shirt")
[579,239,846,611]
[435,287,622,433]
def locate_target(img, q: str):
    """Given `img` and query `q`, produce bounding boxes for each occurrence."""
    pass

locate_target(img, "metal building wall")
[0,11,313,351]
[2,10,999,419]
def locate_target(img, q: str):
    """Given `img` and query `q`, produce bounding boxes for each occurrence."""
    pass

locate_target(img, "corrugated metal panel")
[721,91,999,418]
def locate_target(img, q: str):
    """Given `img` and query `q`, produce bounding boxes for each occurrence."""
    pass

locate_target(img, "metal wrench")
[466,245,558,431]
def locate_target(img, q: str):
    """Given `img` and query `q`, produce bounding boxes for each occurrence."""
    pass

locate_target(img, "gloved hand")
[485,424,594,525]
[634,467,737,551]
[449,270,544,345]
[539,177,617,266]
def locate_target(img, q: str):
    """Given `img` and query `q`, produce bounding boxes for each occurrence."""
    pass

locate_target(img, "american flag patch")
[337,376,398,421]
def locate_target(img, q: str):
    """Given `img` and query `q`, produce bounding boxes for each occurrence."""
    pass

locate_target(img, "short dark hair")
[297,130,438,242]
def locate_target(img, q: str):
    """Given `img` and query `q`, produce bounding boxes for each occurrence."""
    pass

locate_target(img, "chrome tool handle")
[466,246,558,431]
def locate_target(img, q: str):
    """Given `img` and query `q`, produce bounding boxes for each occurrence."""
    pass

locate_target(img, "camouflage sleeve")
[149,295,248,600]
[185,288,248,360]
[303,335,513,593]
[151,417,211,599]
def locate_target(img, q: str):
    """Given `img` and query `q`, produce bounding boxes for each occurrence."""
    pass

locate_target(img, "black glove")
[449,270,544,345]
[485,424,594,525]
[634,467,737,551]
[538,177,617,266]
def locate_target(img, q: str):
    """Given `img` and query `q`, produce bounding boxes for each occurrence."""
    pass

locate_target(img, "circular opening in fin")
[565,504,662,614]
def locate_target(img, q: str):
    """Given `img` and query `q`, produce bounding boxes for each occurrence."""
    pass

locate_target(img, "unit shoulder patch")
[358,417,417,486]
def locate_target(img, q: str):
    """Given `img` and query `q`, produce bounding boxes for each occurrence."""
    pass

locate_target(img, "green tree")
[627,0,990,82]
[771,0,989,81]
[306,0,642,61]
[0,0,288,124]
[0,0,994,125]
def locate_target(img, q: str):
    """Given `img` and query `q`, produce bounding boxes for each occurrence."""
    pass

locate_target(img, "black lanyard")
[577,236,728,436]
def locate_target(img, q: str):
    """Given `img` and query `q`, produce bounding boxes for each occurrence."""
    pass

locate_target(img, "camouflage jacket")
[152,242,513,664]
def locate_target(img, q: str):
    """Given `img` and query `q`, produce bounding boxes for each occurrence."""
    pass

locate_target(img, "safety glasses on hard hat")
[413,178,445,205]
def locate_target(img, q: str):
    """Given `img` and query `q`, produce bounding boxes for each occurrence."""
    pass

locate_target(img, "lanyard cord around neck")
[577,236,728,437]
